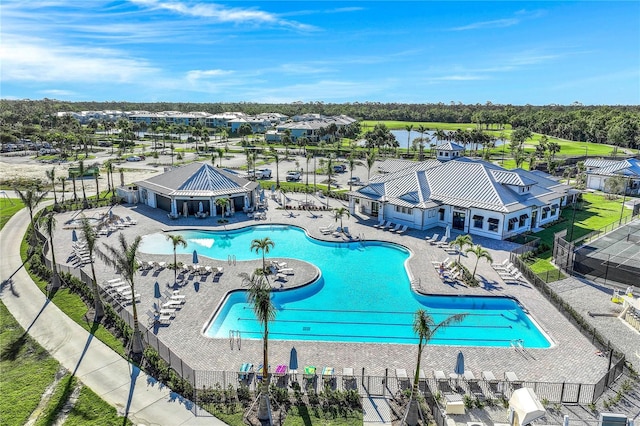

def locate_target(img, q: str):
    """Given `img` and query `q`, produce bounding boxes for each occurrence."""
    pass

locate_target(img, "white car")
[286,171,301,182]
[257,168,272,179]
[348,176,364,186]
[126,156,142,162]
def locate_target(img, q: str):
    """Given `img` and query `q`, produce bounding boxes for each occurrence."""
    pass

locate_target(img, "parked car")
[333,164,347,173]
[257,168,272,179]
[286,171,301,182]
[348,176,364,186]
[126,156,142,162]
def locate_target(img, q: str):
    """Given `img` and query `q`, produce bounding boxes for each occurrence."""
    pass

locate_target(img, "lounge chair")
[319,224,335,234]
[436,235,449,247]
[432,257,450,266]
[238,363,253,380]
[481,371,503,398]
[256,364,270,381]
[342,367,356,389]
[495,262,515,272]
[505,371,522,389]
[278,268,294,275]
[304,366,317,379]
[382,222,394,230]
[491,259,509,269]
[373,220,389,229]
[395,224,409,234]
[275,365,288,376]
[395,368,410,390]
[125,216,137,225]
[322,367,335,384]
[389,223,402,232]
[425,233,440,244]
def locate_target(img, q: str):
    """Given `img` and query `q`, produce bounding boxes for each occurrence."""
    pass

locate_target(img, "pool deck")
[54,193,617,385]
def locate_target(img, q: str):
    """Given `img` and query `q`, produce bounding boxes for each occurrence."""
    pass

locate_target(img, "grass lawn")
[284,405,363,426]
[0,301,60,425]
[360,120,511,132]
[64,385,133,425]
[0,198,25,230]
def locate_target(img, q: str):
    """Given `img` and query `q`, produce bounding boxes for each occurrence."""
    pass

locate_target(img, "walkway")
[0,207,225,425]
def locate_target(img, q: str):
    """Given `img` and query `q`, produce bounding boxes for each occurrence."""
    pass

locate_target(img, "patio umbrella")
[198,201,203,213]
[72,229,77,242]
[183,202,188,217]
[259,189,265,203]
[289,347,298,375]
[454,351,464,376]
[192,250,199,264]
[154,281,161,298]
[445,225,451,240]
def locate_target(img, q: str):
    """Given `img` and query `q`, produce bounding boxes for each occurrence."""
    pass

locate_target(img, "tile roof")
[136,162,258,197]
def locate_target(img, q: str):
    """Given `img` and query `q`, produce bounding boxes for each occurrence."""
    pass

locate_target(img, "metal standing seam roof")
[587,158,640,178]
[135,162,258,197]
[434,142,465,151]
[353,158,568,214]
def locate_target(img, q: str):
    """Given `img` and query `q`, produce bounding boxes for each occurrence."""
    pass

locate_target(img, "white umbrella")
[445,225,451,239]
[198,201,203,213]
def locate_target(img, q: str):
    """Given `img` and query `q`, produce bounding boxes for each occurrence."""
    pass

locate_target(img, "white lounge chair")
[382,222,394,230]
[373,220,389,229]
[491,259,509,268]
[319,224,335,234]
[425,233,440,243]
[278,268,294,275]
[435,235,449,247]
[395,225,409,234]
[389,223,402,232]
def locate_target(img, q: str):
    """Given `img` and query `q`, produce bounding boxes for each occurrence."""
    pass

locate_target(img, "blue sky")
[1,1,638,105]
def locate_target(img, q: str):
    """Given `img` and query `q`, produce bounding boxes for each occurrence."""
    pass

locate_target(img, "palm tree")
[240,271,276,422]
[96,234,144,355]
[80,216,104,320]
[166,234,187,284]
[45,167,58,206]
[57,176,66,204]
[417,125,427,160]
[216,148,224,167]
[270,148,284,188]
[41,212,61,292]
[347,153,360,191]
[14,186,48,240]
[251,237,275,273]
[451,234,473,264]
[215,197,229,217]
[365,150,376,182]
[77,160,88,208]
[405,124,413,155]
[465,244,494,278]
[332,207,350,231]
[405,309,466,426]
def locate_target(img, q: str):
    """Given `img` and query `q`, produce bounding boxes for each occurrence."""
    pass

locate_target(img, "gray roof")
[584,159,622,169]
[353,158,567,213]
[586,158,640,178]
[136,162,258,197]
[375,159,441,176]
[435,142,465,151]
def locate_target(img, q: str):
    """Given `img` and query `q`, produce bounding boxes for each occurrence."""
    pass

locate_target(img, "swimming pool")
[139,225,551,347]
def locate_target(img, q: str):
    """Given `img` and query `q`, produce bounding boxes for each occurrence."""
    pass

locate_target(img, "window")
[508,217,518,231]
[488,218,499,232]
[551,204,559,216]
[395,205,413,215]
[541,207,549,220]
[519,214,528,227]
[472,215,484,229]
[439,208,445,221]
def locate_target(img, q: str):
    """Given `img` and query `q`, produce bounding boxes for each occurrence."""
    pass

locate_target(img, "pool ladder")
[410,278,421,291]
[229,330,241,350]
[228,254,236,265]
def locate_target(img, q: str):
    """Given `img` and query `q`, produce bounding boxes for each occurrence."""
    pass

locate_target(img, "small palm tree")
[80,216,104,320]
[451,234,473,263]
[332,207,350,232]
[97,234,144,355]
[465,244,494,278]
[14,186,48,245]
[240,271,276,422]
[45,167,58,206]
[405,309,466,425]
[215,197,229,217]
[41,212,61,292]
[405,124,413,155]
[78,160,88,208]
[251,237,275,273]
[57,176,66,204]
[166,234,187,284]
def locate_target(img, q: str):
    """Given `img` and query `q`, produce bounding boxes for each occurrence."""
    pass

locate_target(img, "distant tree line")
[1,99,639,149]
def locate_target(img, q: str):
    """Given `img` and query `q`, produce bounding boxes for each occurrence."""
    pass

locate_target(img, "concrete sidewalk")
[0,207,225,425]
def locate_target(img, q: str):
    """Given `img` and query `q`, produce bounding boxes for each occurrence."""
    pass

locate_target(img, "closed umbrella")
[454,351,464,377]
[198,201,203,213]
[183,202,188,217]
[445,225,451,240]
[72,229,77,242]
[192,250,199,264]
[289,347,298,378]
[154,281,161,298]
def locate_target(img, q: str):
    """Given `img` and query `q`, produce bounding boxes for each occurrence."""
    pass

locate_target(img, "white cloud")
[452,18,519,31]
[129,0,317,31]
[430,75,487,81]
[39,89,77,97]
[0,34,159,83]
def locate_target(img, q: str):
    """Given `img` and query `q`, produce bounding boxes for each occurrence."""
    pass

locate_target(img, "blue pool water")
[139,225,551,347]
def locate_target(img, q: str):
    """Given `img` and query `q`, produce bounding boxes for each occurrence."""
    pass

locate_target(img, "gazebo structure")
[134,162,260,218]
